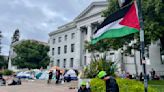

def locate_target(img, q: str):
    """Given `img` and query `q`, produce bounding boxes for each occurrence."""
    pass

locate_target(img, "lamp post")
[132,43,139,79]
[121,49,124,73]
[120,45,127,73]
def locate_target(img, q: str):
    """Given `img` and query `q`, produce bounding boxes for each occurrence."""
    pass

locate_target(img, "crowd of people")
[47,69,73,84]
[0,67,162,92]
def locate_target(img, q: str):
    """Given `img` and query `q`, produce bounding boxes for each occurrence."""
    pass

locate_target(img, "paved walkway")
[0,80,78,92]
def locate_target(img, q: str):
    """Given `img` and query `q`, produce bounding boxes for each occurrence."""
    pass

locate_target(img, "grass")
[148,80,164,85]
[148,80,164,92]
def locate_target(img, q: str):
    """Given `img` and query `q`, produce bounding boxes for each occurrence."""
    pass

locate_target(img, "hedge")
[90,78,157,92]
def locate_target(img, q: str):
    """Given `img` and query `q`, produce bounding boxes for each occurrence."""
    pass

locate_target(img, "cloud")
[0,0,106,56]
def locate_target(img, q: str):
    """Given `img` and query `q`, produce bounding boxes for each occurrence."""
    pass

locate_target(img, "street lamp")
[120,45,127,73]
[132,43,139,79]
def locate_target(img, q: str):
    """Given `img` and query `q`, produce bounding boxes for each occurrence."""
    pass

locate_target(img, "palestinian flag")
[92,2,140,44]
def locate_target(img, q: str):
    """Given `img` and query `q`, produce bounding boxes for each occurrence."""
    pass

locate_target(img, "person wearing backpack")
[97,71,119,92]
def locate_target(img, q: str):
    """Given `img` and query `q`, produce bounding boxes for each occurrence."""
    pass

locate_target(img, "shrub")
[90,78,157,92]
[2,70,13,75]
[90,78,106,92]
[83,58,117,78]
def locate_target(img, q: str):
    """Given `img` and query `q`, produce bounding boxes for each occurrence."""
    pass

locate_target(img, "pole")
[136,0,148,92]
[134,48,138,79]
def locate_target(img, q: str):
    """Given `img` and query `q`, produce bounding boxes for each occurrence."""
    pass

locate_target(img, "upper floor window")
[53,39,55,44]
[58,37,62,42]
[65,35,67,41]
[71,44,75,52]
[64,45,67,54]
[58,47,60,55]
[71,33,75,39]
[52,48,54,55]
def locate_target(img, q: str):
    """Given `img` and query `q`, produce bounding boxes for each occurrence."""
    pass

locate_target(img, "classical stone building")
[49,1,164,76]
[49,1,107,69]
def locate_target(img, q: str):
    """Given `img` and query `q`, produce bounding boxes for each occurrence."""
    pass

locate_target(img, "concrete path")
[0,80,78,92]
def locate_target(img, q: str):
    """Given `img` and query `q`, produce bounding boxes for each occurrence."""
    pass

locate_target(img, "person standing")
[78,81,91,92]
[47,70,53,84]
[151,68,155,80]
[56,69,60,84]
[97,71,119,92]
[139,72,143,81]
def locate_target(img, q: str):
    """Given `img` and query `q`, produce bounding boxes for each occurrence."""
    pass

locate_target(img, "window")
[65,35,67,41]
[70,58,74,67]
[84,56,87,65]
[58,37,61,42]
[63,59,66,68]
[162,55,164,64]
[64,45,67,54]
[71,44,75,52]
[110,53,114,55]
[71,33,75,39]
[53,39,55,44]
[52,48,54,55]
[57,59,60,67]
[58,47,60,55]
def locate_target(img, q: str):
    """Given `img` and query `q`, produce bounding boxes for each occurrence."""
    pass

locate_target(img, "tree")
[0,55,8,69]
[12,40,50,69]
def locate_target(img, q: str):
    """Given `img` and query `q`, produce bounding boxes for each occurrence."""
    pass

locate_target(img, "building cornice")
[49,1,108,37]
[49,23,76,36]
[74,1,108,20]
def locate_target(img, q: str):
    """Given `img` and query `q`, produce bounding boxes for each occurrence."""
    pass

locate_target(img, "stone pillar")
[87,24,92,41]
[86,24,92,65]
[76,27,83,69]
[8,47,12,70]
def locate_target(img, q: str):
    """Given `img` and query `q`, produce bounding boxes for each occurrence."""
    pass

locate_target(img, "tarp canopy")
[64,69,77,78]
[39,71,49,80]
[50,66,60,70]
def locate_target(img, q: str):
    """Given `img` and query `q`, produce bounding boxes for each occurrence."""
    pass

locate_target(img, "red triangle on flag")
[119,2,140,30]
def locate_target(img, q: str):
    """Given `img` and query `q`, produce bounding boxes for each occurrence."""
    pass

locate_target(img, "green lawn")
[148,80,164,92]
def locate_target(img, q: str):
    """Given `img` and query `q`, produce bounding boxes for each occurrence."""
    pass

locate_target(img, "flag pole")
[136,0,148,92]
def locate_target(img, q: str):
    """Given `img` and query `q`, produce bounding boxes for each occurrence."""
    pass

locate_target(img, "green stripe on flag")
[91,26,138,44]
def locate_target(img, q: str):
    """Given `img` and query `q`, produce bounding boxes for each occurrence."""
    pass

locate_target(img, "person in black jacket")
[97,71,119,92]
[47,70,53,84]
[78,81,91,92]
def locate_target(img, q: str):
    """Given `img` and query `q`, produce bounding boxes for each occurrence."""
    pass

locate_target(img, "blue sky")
[0,0,105,56]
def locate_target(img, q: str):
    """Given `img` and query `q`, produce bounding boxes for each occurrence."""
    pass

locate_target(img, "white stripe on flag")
[93,19,123,39]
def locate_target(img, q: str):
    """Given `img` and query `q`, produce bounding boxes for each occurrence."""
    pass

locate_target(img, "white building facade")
[49,1,164,75]
[49,1,107,69]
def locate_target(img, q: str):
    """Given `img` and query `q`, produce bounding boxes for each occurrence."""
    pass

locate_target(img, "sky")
[0,0,105,56]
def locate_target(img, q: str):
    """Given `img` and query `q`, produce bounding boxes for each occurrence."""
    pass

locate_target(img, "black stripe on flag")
[94,3,132,34]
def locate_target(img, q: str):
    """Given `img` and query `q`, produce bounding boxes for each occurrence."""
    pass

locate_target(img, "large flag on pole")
[91,2,140,44]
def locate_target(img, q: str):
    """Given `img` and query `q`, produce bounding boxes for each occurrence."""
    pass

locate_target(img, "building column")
[76,27,83,69]
[86,24,92,65]
[8,47,12,70]
[87,24,92,41]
